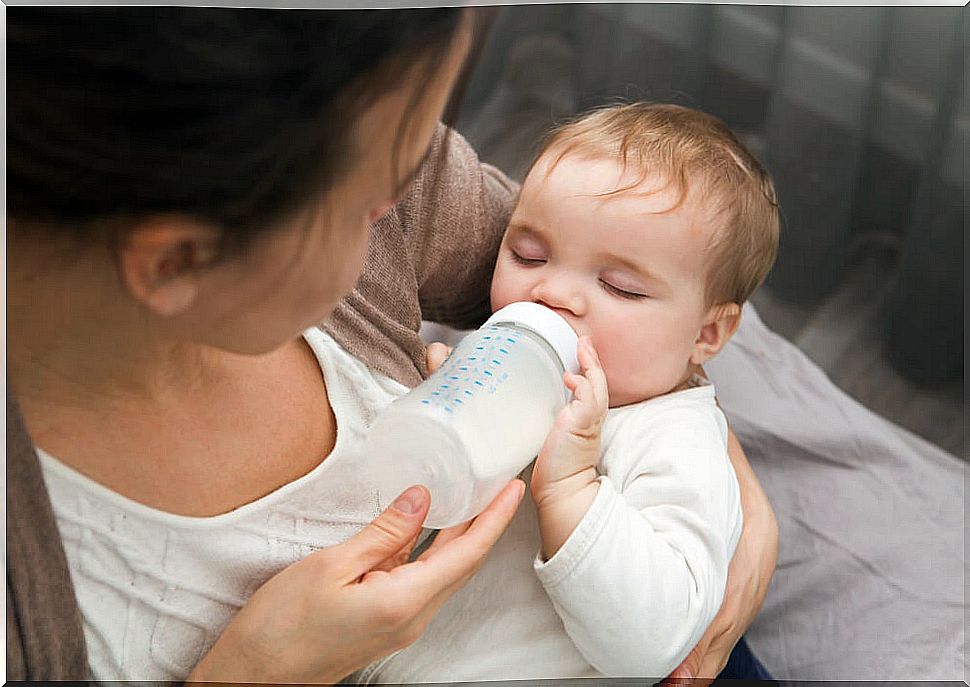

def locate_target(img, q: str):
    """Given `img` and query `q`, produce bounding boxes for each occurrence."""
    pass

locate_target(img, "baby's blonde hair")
[533,102,780,307]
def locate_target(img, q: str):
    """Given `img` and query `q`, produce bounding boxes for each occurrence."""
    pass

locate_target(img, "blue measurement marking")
[492,359,501,365]
[421,399,430,405]
[459,366,468,371]
[454,398,463,405]
[464,390,473,396]
[499,348,508,354]
[444,406,452,414]
[440,384,449,389]
[484,370,493,376]
[506,337,515,343]
[475,381,484,387]
[432,391,440,396]
[449,375,458,380]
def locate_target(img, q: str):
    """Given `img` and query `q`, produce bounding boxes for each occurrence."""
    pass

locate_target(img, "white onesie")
[357,377,743,683]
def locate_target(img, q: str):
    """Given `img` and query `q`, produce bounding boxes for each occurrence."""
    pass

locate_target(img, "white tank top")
[38,328,408,681]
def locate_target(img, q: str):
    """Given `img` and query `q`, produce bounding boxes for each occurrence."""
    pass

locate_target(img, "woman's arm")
[186,480,525,685]
[406,124,519,330]
[665,426,779,683]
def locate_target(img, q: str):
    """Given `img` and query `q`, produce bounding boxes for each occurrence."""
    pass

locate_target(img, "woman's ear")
[690,302,741,366]
[119,217,220,317]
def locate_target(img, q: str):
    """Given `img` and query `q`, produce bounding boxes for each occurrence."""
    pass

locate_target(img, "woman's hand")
[425,341,453,373]
[664,427,778,685]
[187,393,526,685]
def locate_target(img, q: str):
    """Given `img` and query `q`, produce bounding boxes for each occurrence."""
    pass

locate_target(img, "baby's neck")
[609,363,705,410]
[671,364,706,393]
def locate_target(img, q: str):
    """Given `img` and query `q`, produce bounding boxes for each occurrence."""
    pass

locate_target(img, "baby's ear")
[690,302,741,365]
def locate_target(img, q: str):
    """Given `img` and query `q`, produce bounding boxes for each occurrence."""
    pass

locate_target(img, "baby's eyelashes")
[509,250,546,265]
[599,279,648,300]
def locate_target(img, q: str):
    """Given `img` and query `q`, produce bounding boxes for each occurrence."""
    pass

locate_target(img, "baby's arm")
[531,337,608,559]
[532,344,742,678]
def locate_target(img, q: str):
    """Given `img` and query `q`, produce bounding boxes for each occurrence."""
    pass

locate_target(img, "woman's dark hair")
[7,7,466,246]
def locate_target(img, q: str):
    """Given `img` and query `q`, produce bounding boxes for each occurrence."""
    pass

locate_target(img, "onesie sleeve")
[533,403,743,678]
[399,124,519,330]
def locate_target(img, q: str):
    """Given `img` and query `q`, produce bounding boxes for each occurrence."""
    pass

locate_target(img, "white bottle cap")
[484,302,580,375]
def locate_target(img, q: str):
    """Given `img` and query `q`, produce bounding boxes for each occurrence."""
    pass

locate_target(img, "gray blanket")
[706,304,965,680]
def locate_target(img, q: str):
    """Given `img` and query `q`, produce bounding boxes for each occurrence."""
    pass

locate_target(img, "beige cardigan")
[5,125,518,679]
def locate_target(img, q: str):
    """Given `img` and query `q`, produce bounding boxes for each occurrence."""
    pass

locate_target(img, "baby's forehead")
[519,148,725,252]
[528,148,708,214]
[530,147,675,196]
[530,147,634,181]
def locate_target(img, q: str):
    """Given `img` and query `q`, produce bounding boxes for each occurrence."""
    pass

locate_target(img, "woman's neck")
[7,247,228,416]
[7,240,338,518]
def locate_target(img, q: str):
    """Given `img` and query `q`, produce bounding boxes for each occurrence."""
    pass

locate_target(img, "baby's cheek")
[488,279,505,312]
[598,346,635,402]
[600,342,673,406]
[489,265,518,311]
[488,269,503,310]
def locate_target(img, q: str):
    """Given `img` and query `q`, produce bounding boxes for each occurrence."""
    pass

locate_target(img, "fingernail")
[392,485,426,515]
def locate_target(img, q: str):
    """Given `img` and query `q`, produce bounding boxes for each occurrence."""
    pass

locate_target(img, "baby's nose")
[532,279,584,319]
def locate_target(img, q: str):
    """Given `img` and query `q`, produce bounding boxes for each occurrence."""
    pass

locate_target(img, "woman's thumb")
[425,342,453,374]
[335,485,430,581]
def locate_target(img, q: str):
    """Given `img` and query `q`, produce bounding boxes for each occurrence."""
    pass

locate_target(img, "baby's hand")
[558,336,609,445]
[531,338,608,557]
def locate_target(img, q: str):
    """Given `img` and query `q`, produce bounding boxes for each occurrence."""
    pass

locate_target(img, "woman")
[6,7,777,683]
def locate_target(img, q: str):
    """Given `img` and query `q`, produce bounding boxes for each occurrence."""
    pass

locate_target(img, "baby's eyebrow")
[608,253,648,274]
[602,253,669,288]
[506,221,546,238]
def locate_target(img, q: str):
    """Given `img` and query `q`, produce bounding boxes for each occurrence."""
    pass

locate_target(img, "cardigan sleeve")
[6,387,89,679]
[403,124,519,331]
[322,124,519,387]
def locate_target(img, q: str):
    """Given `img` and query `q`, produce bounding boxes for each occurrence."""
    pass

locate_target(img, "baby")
[360,103,779,683]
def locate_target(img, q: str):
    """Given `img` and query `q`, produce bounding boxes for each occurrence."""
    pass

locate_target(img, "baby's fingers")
[577,338,609,411]
[564,371,590,403]
[562,372,601,431]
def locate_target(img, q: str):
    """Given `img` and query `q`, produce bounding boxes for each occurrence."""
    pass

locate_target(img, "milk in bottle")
[363,302,579,528]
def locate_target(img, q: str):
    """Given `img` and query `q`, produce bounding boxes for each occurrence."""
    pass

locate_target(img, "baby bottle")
[363,302,579,528]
